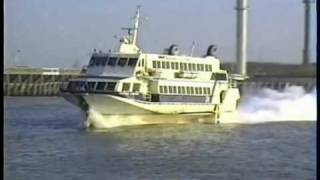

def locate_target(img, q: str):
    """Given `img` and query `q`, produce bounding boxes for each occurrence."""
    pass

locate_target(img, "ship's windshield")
[88,55,139,68]
[128,58,138,66]
[108,57,117,66]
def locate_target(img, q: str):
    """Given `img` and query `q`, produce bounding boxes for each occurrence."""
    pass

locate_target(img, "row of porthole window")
[152,61,212,72]
[159,85,211,95]
[88,56,139,67]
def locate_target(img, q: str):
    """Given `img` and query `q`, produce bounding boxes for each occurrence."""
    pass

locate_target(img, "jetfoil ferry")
[61,6,247,128]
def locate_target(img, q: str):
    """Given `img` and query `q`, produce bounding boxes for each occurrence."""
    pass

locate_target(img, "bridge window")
[128,58,138,66]
[89,58,95,67]
[118,58,128,67]
[122,83,130,92]
[133,83,141,92]
[96,82,106,91]
[87,82,96,91]
[108,57,117,66]
[106,82,116,91]
[153,61,157,68]
[181,87,186,94]
[102,57,108,66]
[141,59,145,67]
[208,65,212,71]
[156,61,161,68]
[178,86,182,94]
[188,63,192,71]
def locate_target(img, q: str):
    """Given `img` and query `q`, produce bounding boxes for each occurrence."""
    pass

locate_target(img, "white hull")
[62,89,239,128]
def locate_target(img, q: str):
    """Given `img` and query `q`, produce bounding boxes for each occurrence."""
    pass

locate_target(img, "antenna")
[132,5,141,46]
[190,41,196,57]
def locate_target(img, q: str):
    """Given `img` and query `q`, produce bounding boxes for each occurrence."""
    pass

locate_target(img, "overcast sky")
[4,0,317,68]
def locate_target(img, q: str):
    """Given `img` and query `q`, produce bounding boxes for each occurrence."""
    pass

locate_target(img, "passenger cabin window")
[166,62,170,69]
[163,86,168,93]
[181,87,185,94]
[159,86,164,93]
[192,64,196,71]
[172,87,177,93]
[161,62,166,69]
[128,58,138,66]
[133,83,141,92]
[196,64,200,71]
[108,57,117,66]
[122,83,130,92]
[118,58,127,67]
[171,62,175,69]
[212,73,227,80]
[96,82,106,91]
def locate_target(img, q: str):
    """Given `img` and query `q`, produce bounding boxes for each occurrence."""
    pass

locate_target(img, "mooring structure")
[235,0,248,76]
[302,0,315,65]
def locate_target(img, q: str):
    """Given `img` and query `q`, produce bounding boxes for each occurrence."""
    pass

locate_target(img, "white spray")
[238,86,317,123]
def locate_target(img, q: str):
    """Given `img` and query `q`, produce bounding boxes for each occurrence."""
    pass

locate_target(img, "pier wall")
[3,68,81,96]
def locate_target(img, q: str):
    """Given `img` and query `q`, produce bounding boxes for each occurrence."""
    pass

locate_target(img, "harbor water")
[4,87,316,180]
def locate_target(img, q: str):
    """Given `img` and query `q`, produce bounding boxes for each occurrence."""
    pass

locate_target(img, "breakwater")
[3,67,82,96]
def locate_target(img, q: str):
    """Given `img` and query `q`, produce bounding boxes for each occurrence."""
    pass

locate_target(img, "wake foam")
[238,86,317,123]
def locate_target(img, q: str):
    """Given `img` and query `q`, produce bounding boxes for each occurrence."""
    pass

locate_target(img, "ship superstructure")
[61,6,246,128]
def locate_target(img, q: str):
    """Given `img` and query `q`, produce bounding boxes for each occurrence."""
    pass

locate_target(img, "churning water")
[4,86,317,180]
[239,86,317,123]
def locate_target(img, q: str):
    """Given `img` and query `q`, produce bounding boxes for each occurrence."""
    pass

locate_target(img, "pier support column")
[302,0,314,65]
[236,0,249,75]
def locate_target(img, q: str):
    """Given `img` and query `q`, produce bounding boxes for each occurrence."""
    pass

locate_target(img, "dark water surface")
[4,97,316,180]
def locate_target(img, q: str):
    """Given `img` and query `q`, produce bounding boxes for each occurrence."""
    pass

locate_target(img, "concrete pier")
[4,67,82,96]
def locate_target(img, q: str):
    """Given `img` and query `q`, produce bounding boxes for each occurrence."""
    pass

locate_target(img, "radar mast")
[132,5,141,46]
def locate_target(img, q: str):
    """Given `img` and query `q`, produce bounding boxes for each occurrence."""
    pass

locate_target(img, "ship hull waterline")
[61,92,237,128]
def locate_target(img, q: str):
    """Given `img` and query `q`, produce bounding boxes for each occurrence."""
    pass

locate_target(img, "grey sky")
[4,0,317,68]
